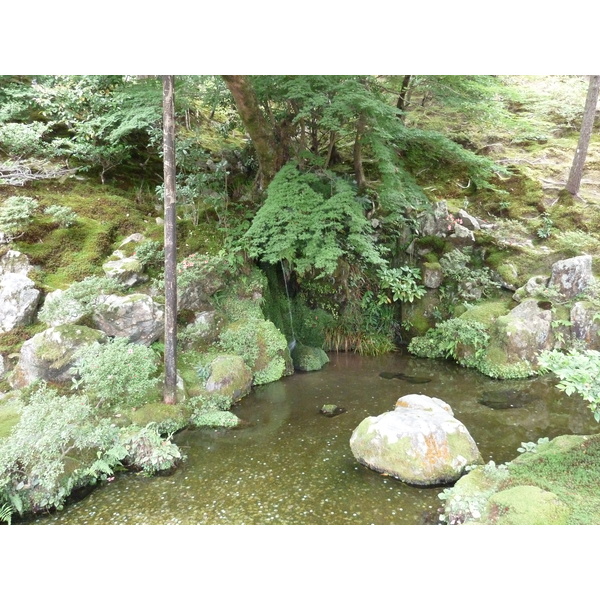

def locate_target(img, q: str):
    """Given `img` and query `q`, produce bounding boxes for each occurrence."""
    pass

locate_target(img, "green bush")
[0,384,119,515]
[74,337,160,408]
[119,425,183,475]
[0,196,38,240]
[44,204,78,228]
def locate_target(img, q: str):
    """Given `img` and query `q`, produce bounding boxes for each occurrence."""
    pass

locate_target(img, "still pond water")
[35,352,600,525]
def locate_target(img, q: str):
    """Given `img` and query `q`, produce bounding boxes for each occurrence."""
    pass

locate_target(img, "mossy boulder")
[291,343,329,372]
[191,409,241,429]
[349,394,482,486]
[548,254,594,300]
[219,318,293,385]
[0,273,41,333]
[102,256,146,288]
[9,324,106,388]
[571,301,600,350]
[204,354,252,400]
[128,402,190,435]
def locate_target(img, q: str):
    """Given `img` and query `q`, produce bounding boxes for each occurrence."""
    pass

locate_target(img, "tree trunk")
[353,113,367,194]
[565,75,600,197]
[222,75,282,189]
[162,75,178,405]
[396,75,412,120]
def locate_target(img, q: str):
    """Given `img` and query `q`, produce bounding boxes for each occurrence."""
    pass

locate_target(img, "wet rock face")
[549,254,594,300]
[349,394,482,486]
[92,293,164,345]
[204,354,252,401]
[570,301,600,350]
[0,272,40,333]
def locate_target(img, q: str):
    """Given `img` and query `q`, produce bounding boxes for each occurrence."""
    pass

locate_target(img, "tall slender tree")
[565,75,600,198]
[162,75,178,404]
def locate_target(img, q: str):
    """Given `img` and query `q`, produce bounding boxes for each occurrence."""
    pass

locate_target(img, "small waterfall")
[281,260,297,351]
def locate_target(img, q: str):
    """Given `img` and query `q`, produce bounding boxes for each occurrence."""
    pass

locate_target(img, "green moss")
[0,323,47,354]
[128,402,190,435]
[0,403,20,438]
[291,343,330,372]
[458,299,513,326]
[191,409,240,429]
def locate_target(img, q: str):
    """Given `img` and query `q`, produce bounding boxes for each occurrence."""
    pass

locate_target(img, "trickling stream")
[34,352,600,525]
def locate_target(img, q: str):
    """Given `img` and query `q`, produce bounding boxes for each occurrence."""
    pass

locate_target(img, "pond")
[34,351,600,525]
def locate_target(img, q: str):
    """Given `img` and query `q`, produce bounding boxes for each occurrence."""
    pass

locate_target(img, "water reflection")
[34,351,600,525]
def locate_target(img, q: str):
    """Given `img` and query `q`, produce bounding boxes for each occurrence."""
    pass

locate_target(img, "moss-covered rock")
[291,343,329,372]
[350,394,482,486]
[219,318,293,385]
[127,402,189,435]
[204,354,252,400]
[191,409,241,429]
[9,324,106,388]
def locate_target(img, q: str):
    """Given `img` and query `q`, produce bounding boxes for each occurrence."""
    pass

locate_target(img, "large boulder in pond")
[204,354,252,401]
[218,318,294,385]
[548,254,594,300]
[291,342,329,372]
[92,293,164,345]
[0,272,40,333]
[9,325,106,388]
[349,394,482,486]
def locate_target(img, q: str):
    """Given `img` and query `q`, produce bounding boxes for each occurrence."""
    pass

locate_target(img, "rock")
[102,256,147,287]
[422,262,443,289]
[9,325,106,388]
[513,275,550,302]
[492,299,554,366]
[571,301,600,350]
[39,288,87,326]
[204,354,252,401]
[457,209,481,231]
[0,250,32,276]
[0,273,41,333]
[118,233,145,249]
[320,404,345,417]
[179,310,223,351]
[349,393,482,486]
[291,343,330,372]
[420,201,451,237]
[0,354,4,379]
[549,254,594,300]
[495,263,519,291]
[451,223,475,244]
[92,293,164,345]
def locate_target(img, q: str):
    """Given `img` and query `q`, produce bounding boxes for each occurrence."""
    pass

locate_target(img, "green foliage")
[242,164,386,277]
[74,337,160,409]
[0,502,13,524]
[119,425,183,475]
[0,196,38,239]
[439,248,501,303]
[38,275,124,325]
[0,122,53,158]
[44,204,78,228]
[133,240,164,269]
[378,265,426,303]
[408,318,490,369]
[536,212,554,239]
[0,383,118,514]
[190,410,240,429]
[539,349,600,422]
[517,437,550,454]
[553,230,600,257]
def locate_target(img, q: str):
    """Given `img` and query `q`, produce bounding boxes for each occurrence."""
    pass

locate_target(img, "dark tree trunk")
[565,75,600,197]
[222,75,282,189]
[396,75,412,120]
[162,75,178,405]
[353,113,367,194]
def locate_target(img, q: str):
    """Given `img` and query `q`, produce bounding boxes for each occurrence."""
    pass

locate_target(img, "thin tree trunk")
[353,113,367,194]
[324,131,337,169]
[565,75,600,197]
[396,75,412,120]
[162,75,178,405]
[222,75,281,189]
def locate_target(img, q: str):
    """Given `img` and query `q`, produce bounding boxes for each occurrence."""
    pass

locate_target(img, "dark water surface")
[34,352,600,525]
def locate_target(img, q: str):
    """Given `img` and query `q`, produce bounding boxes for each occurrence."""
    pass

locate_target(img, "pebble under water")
[34,352,600,525]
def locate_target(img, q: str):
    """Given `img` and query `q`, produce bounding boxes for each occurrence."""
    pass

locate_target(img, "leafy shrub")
[119,425,183,475]
[0,384,118,515]
[539,349,600,422]
[0,122,52,157]
[38,275,124,325]
[553,230,600,257]
[0,196,38,240]
[74,337,160,408]
[134,240,164,269]
[408,318,490,369]
[378,265,427,303]
[439,248,500,302]
[44,204,78,228]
